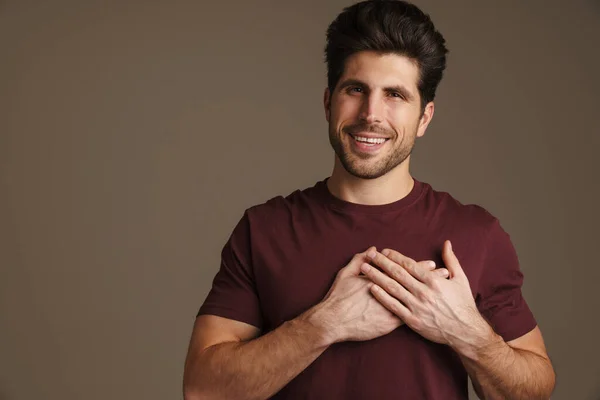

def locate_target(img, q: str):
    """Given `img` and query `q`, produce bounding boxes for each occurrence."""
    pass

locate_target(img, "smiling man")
[183,1,556,399]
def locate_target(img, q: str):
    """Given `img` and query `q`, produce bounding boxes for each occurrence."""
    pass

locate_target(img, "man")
[183,1,556,399]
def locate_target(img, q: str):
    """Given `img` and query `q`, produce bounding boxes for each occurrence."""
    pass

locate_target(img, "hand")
[360,241,491,351]
[313,247,445,345]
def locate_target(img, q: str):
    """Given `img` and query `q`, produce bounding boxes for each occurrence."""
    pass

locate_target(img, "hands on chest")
[314,240,491,351]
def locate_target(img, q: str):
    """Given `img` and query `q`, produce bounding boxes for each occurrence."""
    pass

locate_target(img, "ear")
[323,87,331,122]
[416,101,435,138]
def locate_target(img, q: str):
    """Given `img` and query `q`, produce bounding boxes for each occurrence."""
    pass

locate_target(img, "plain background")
[1,0,599,399]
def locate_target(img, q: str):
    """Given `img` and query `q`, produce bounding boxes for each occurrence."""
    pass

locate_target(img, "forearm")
[457,329,555,400]
[184,308,330,400]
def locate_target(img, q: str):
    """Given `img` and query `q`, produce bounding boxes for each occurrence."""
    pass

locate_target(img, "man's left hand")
[360,240,492,351]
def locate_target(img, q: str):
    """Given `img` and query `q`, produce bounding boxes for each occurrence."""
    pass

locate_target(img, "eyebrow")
[338,79,415,102]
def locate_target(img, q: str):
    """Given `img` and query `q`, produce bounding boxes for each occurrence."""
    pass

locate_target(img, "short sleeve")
[197,211,263,328]
[476,219,537,342]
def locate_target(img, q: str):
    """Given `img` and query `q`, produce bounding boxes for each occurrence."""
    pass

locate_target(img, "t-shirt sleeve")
[476,218,537,342]
[197,211,263,329]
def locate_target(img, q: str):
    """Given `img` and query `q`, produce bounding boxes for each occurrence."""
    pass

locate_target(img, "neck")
[326,156,414,205]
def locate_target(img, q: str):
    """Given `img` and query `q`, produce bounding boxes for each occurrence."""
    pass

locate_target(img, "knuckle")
[412,264,426,280]
[337,269,348,280]
[388,251,401,264]
[410,318,422,331]
[389,266,402,281]
[384,281,396,294]
[405,259,417,271]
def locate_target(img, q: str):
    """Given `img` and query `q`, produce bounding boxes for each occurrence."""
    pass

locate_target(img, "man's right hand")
[309,247,448,344]
[184,247,448,400]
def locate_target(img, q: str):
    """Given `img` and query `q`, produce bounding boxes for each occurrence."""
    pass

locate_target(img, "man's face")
[325,51,434,179]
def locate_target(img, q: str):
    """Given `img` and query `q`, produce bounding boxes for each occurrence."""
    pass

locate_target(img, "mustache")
[343,123,394,137]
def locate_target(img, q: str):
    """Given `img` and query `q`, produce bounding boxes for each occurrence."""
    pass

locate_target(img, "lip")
[348,132,389,153]
[350,132,391,140]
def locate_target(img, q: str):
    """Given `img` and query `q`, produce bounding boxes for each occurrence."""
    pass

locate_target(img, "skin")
[184,250,448,400]
[324,50,433,206]
[325,50,555,398]
[360,244,555,399]
[183,50,555,399]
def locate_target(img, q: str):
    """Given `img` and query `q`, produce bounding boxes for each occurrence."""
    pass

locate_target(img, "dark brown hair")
[325,0,448,112]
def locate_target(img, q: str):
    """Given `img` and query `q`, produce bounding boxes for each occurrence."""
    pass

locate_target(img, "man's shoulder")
[243,179,324,222]
[424,181,499,230]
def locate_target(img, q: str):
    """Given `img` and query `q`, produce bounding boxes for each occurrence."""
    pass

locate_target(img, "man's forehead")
[341,51,419,90]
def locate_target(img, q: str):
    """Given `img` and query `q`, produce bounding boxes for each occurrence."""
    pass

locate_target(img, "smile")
[351,135,389,145]
[349,134,390,153]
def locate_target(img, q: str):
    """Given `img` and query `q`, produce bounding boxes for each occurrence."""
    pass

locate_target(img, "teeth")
[353,136,387,144]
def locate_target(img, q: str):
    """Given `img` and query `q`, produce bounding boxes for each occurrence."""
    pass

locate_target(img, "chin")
[341,159,391,180]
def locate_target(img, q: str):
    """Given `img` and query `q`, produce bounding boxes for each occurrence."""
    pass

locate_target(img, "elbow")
[183,362,213,400]
[543,366,557,400]
[183,379,214,400]
[183,366,227,400]
[183,377,204,400]
[183,387,207,400]
[534,356,556,400]
[183,389,200,400]
[526,364,557,400]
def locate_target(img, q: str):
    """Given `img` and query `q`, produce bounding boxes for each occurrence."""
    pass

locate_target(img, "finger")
[368,259,434,274]
[442,240,467,281]
[370,284,412,320]
[423,260,437,271]
[432,268,450,279]
[381,248,431,284]
[361,262,414,304]
[343,246,376,277]
[365,250,424,294]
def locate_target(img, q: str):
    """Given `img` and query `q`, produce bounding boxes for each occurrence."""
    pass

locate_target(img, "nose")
[359,92,383,124]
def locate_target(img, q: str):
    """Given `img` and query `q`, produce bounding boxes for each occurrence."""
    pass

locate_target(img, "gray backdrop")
[1,0,599,399]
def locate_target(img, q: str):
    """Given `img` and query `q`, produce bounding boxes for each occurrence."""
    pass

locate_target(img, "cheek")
[330,106,349,129]
[389,110,420,133]
[334,97,360,117]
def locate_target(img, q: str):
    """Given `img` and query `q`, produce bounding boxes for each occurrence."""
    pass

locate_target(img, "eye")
[347,86,363,93]
[389,92,403,99]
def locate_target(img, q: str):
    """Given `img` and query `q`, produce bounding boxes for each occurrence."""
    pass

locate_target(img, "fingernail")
[361,263,371,273]
[367,250,376,259]
[428,261,436,268]
[382,249,390,256]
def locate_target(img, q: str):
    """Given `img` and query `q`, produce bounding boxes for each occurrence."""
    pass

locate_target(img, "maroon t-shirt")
[198,178,537,399]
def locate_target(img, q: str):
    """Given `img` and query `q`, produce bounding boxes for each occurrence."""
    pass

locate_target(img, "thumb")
[442,240,466,281]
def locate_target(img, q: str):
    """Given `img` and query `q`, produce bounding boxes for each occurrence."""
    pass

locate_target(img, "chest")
[251,212,486,331]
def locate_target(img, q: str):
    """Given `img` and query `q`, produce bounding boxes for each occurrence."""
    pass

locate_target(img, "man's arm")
[184,249,427,400]
[360,243,556,400]
[459,326,555,400]
[183,311,330,400]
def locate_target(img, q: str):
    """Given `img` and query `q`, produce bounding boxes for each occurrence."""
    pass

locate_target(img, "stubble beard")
[328,122,417,180]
